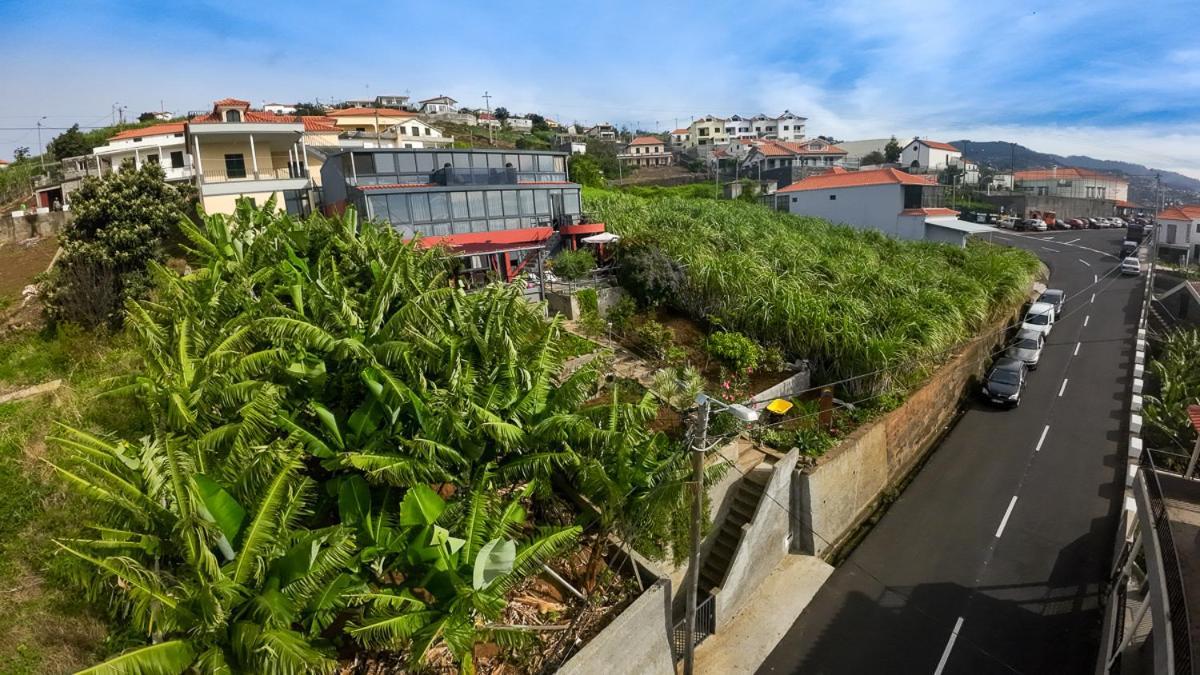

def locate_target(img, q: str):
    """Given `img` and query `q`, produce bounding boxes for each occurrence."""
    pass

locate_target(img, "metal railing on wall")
[671,594,715,661]
[1141,450,1193,673]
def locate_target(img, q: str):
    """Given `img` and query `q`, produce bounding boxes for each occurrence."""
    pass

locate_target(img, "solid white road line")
[1074,342,1081,356]
[1042,246,1061,252]
[1059,379,1069,397]
[934,617,966,675]
[1078,259,1091,267]
[996,496,1019,538]
[1066,238,1080,244]
[1084,315,1090,327]
[1035,425,1050,452]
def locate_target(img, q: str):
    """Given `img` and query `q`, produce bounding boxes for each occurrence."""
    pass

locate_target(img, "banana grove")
[588,188,1041,397]
[52,199,696,674]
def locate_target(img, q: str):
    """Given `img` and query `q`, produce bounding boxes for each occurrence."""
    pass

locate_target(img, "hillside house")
[418,95,458,115]
[92,122,193,182]
[741,139,847,172]
[900,138,962,172]
[1157,204,1200,265]
[618,136,672,167]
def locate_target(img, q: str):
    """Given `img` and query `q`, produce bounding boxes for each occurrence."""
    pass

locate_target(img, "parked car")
[1066,218,1087,229]
[1017,218,1047,232]
[1022,301,1057,336]
[1112,217,1127,227]
[1087,217,1100,228]
[981,357,1028,407]
[1120,241,1138,259]
[1120,257,1142,276]
[1007,329,1045,369]
[1051,218,1071,230]
[1038,289,1066,318]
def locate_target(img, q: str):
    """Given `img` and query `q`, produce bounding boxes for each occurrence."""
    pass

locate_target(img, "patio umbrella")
[581,232,620,244]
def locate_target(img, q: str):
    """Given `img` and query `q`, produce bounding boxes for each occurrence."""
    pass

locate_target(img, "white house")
[618,136,672,167]
[91,122,193,182]
[375,95,410,109]
[776,168,990,246]
[670,128,690,147]
[264,103,297,115]
[1157,204,1200,265]
[507,116,533,132]
[740,139,847,172]
[418,95,458,115]
[724,115,755,141]
[585,123,618,140]
[900,138,962,172]
[341,118,453,149]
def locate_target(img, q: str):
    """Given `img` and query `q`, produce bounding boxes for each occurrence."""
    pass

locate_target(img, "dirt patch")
[0,561,107,674]
[0,236,57,300]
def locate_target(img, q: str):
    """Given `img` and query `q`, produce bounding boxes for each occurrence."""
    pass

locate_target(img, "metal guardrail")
[1140,450,1193,673]
[671,594,715,661]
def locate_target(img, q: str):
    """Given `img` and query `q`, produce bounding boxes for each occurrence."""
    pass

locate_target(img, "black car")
[1037,289,1065,318]
[981,357,1027,407]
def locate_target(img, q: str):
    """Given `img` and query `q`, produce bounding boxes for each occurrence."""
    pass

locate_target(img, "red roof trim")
[416,227,554,249]
[358,183,439,190]
[900,207,960,216]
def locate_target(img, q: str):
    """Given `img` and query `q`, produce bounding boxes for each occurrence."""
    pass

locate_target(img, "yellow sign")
[766,399,793,415]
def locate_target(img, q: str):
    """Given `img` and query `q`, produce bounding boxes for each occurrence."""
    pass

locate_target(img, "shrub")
[635,319,673,360]
[42,160,189,328]
[762,345,787,372]
[651,365,704,410]
[605,295,637,334]
[706,331,762,372]
[553,248,597,280]
[616,243,687,306]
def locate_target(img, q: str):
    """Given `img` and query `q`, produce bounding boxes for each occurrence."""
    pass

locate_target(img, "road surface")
[759,228,1139,674]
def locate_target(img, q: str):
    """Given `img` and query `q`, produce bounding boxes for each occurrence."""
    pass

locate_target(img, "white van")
[1022,302,1057,336]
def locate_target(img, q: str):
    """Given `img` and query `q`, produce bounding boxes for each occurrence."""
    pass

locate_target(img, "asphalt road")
[759,228,1140,675]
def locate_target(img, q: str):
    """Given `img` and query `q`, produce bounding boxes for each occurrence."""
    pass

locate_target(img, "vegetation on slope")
[586,188,1041,397]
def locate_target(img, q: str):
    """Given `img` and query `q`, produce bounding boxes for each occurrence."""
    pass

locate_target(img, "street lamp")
[683,393,759,675]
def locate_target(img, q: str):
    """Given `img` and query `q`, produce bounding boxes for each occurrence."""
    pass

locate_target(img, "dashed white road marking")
[1090,293,1096,303]
[1074,342,1081,356]
[996,496,1019,538]
[1078,259,1091,267]
[1059,379,1069,397]
[934,617,966,675]
[1084,315,1090,327]
[1066,238,1080,244]
[1041,246,1061,252]
[1035,425,1050,452]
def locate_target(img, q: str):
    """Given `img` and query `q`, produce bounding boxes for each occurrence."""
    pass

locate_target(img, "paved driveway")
[759,229,1139,675]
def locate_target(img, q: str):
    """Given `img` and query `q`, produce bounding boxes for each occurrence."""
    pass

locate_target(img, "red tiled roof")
[327,107,418,118]
[751,139,847,157]
[213,98,250,107]
[189,108,339,132]
[671,128,689,135]
[1014,167,1127,183]
[629,136,664,146]
[109,122,185,141]
[358,183,439,190]
[777,168,937,193]
[900,207,960,217]
[913,139,959,152]
[1158,205,1200,221]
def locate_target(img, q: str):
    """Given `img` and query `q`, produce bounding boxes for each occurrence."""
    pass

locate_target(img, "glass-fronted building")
[320,148,606,282]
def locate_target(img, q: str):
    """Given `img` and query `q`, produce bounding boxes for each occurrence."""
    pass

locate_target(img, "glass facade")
[338,149,581,239]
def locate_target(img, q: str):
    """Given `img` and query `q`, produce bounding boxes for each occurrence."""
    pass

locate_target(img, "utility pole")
[682,396,710,675]
[36,116,47,171]
[482,91,493,145]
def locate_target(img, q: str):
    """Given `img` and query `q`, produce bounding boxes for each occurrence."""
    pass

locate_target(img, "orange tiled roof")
[1158,205,1200,221]
[110,122,185,141]
[913,139,960,152]
[751,139,846,157]
[1014,167,1127,183]
[190,108,339,132]
[778,168,937,193]
[671,128,689,135]
[629,136,663,146]
[900,207,961,217]
[327,107,418,118]
[213,98,250,107]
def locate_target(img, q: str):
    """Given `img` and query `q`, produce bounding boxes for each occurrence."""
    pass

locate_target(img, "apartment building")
[748,111,806,141]
[585,123,618,140]
[320,148,604,282]
[688,115,728,149]
[670,128,690,147]
[186,98,339,214]
[1014,167,1129,202]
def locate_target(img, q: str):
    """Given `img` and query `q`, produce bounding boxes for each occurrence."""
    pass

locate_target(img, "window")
[386,194,410,224]
[224,153,246,179]
[534,190,549,214]
[424,128,431,136]
[353,153,376,175]
[429,192,450,221]
[356,127,367,133]
[563,190,580,214]
[375,153,396,175]
[519,155,535,172]
[367,195,389,221]
[485,191,503,217]
[414,152,435,172]
[538,155,555,171]
[170,151,184,168]
[829,194,837,200]
[519,190,534,215]
[783,125,789,131]
[449,192,468,219]
[396,153,416,173]
[146,154,159,164]
[502,190,519,216]
[224,109,242,123]
[411,126,420,136]
[410,194,431,222]
[487,154,505,169]
[467,192,486,218]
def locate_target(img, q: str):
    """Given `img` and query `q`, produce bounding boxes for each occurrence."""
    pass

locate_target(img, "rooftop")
[778,168,935,193]
[1159,205,1200,221]
[327,107,418,118]
[912,139,960,152]
[628,136,664,146]
[109,122,186,141]
[1014,167,1128,183]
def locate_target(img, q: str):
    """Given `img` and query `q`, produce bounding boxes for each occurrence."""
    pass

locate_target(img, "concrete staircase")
[698,470,770,595]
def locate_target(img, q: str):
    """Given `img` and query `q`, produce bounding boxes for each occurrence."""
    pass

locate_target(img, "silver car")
[1007,329,1045,369]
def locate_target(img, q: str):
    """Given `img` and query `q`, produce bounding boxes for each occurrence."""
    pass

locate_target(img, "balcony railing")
[1141,450,1193,674]
[201,166,308,184]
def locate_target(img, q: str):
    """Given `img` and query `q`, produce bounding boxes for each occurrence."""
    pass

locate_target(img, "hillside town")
[3,5,1200,675]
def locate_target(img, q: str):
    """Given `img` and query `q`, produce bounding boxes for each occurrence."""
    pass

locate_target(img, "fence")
[671,594,715,661]
[1140,450,1193,673]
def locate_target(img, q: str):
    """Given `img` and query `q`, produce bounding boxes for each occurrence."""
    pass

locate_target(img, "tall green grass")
[586,188,1040,396]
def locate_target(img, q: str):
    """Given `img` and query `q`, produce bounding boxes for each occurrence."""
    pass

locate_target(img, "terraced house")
[320,147,606,283]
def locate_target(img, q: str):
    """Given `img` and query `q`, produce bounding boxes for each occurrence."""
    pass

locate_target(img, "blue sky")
[4,0,1200,176]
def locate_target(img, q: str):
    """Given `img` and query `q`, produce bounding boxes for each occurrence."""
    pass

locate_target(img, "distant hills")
[951,140,1200,206]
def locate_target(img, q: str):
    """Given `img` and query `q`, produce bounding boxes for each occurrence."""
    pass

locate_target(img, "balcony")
[198,165,309,196]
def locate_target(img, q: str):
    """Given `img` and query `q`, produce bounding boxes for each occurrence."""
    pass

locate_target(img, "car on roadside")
[1066,218,1086,229]
[1022,301,1057,336]
[1120,241,1138,259]
[1017,218,1047,232]
[1007,329,1045,370]
[1037,289,1066,318]
[1120,257,1142,276]
[981,357,1027,407]
[1087,217,1100,228]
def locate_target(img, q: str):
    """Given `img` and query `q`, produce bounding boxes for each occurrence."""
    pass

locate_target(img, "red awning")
[416,227,554,254]
[561,221,606,236]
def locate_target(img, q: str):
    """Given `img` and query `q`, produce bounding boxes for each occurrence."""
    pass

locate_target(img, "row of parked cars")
[1001,216,1142,232]
[980,289,1065,406]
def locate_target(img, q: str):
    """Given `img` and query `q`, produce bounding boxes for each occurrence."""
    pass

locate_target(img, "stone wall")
[557,577,675,675]
[796,309,1020,558]
[714,449,799,629]
[1,211,70,243]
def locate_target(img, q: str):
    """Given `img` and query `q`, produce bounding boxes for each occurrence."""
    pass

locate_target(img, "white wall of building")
[900,141,960,171]
[784,184,925,240]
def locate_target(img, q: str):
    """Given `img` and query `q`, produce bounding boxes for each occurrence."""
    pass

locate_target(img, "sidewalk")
[694,554,834,674]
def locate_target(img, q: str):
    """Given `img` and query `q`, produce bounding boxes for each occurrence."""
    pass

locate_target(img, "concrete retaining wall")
[796,310,1018,558]
[1,211,70,243]
[979,193,1118,220]
[557,577,675,675]
[748,368,812,410]
[545,285,625,320]
[714,448,799,629]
